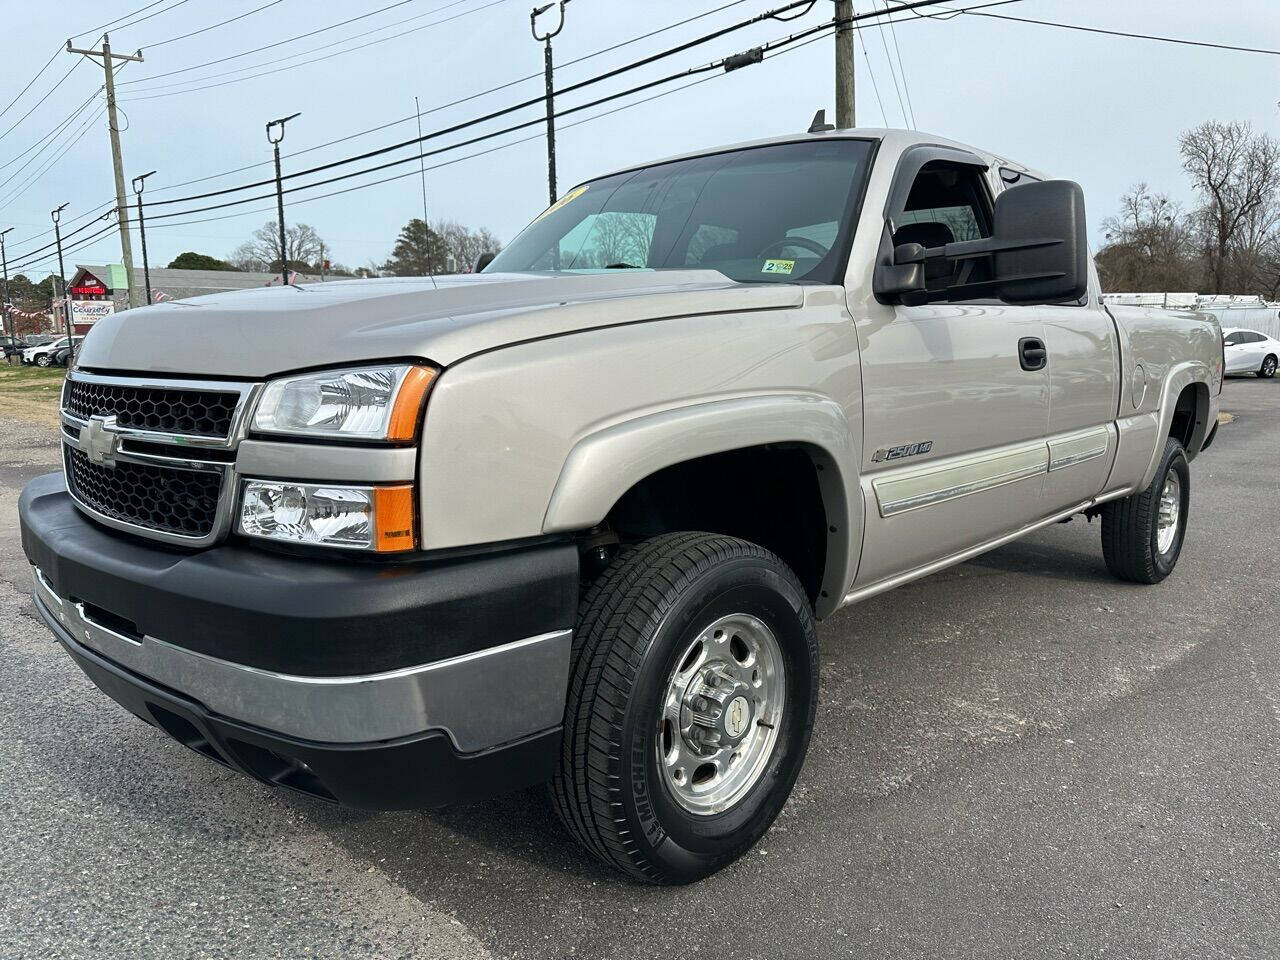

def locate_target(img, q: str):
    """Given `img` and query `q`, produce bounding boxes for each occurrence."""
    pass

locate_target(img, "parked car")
[51,341,80,367]
[22,335,82,367]
[1223,327,1279,378]
[19,126,1223,883]
[1,335,29,360]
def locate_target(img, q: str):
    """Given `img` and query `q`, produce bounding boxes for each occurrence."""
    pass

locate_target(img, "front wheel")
[1260,354,1277,378]
[34,354,51,367]
[551,532,818,884]
[1100,437,1190,583]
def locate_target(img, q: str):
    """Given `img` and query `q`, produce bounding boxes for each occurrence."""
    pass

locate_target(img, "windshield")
[485,139,875,285]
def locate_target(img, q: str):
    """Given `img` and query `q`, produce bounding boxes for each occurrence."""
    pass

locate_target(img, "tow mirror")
[874,179,1089,306]
[990,180,1088,304]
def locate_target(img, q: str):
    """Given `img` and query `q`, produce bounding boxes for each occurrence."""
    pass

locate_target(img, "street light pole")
[51,204,73,345]
[530,1,569,207]
[0,227,12,351]
[266,112,301,287]
[132,170,156,306]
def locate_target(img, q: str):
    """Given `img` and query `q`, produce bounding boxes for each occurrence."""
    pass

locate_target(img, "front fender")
[542,393,861,618]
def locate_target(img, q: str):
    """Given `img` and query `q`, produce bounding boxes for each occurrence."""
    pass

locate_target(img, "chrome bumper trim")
[33,568,570,753]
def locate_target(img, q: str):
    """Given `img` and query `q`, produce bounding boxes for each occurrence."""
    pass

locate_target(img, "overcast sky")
[2,0,1277,279]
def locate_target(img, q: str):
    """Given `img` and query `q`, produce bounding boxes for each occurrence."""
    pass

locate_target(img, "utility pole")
[132,170,156,306]
[266,113,301,287]
[0,227,12,350]
[531,1,569,206]
[66,35,144,309]
[51,204,74,345]
[834,0,856,128]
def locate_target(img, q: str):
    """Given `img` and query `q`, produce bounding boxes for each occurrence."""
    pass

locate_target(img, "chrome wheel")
[1263,356,1277,377]
[1157,473,1181,554]
[657,613,785,816]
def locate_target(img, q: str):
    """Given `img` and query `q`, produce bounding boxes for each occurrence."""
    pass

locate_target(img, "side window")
[1224,332,1242,346]
[892,161,994,295]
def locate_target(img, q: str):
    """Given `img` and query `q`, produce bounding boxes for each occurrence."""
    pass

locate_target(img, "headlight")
[252,363,435,441]
[238,479,416,552]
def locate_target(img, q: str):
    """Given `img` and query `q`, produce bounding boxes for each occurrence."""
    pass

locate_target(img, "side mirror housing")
[872,242,925,301]
[992,179,1088,304]
[472,251,496,273]
[875,179,1089,307]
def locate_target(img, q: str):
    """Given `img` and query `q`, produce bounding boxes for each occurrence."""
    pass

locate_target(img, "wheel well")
[1168,382,1209,455]
[599,446,829,606]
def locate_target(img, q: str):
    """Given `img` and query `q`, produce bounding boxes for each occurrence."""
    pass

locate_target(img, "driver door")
[851,151,1050,589]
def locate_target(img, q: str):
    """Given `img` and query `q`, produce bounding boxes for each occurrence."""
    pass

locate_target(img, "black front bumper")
[20,472,579,809]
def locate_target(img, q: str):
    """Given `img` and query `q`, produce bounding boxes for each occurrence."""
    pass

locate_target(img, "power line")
[871,1,910,125]
[118,0,436,86]
[0,49,63,125]
[143,4,919,225]
[8,0,965,267]
[141,0,293,50]
[143,0,754,196]
[929,6,1280,56]
[143,18,834,235]
[0,88,101,176]
[121,0,505,99]
[0,59,84,146]
[851,5,889,125]
[881,0,916,125]
[0,96,103,202]
[141,0,826,210]
[70,0,193,42]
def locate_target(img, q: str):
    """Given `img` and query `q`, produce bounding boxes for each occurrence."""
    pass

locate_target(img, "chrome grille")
[65,445,222,538]
[60,371,260,547]
[65,379,239,439]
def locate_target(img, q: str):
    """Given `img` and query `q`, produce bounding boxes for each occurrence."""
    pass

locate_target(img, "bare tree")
[1096,183,1196,292]
[228,221,326,273]
[1179,120,1280,294]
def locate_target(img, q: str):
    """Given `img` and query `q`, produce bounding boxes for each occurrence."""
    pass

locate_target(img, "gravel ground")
[1,377,1277,959]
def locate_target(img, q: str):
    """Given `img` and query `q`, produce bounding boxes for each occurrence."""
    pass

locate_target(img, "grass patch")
[0,364,65,427]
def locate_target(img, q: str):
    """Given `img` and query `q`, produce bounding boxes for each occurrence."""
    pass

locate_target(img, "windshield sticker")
[533,184,588,223]
[761,258,795,275]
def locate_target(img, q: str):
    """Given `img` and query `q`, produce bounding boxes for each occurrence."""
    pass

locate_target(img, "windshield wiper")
[604,262,638,269]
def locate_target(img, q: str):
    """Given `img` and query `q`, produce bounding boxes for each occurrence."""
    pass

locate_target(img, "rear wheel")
[551,532,818,884]
[1100,437,1190,583]
[1260,354,1277,378]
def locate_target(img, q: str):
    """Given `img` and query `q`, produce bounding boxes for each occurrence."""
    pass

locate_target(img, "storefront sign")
[70,300,115,325]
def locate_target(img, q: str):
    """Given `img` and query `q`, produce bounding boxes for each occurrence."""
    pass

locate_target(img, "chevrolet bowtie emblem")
[82,415,120,468]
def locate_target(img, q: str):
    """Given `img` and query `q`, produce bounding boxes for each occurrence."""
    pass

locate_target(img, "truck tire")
[1260,354,1277,378]
[1100,437,1190,584]
[551,532,818,884]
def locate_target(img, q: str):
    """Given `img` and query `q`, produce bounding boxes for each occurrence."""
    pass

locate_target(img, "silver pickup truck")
[20,127,1222,884]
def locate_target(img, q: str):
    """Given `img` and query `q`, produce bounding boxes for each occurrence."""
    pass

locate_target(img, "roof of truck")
[586,127,1050,186]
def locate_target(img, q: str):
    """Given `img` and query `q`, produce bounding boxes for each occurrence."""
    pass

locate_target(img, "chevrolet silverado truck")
[20,128,1223,884]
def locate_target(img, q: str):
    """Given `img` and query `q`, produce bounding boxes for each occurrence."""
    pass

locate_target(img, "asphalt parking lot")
[2,376,1277,960]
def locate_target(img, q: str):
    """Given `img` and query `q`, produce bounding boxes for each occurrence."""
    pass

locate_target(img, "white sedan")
[1223,327,1280,379]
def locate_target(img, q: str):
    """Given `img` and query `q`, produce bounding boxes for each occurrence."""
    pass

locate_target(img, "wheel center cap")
[724,696,751,740]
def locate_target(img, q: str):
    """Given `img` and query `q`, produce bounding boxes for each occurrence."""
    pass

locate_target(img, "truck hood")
[77,271,803,377]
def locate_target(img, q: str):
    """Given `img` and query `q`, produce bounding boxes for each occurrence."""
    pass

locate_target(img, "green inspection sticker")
[761,258,795,275]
